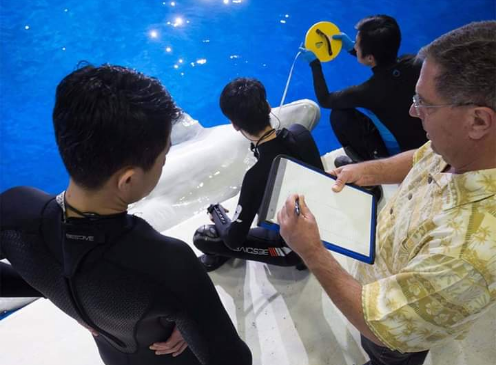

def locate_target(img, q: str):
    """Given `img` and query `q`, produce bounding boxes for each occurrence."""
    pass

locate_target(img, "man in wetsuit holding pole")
[300,15,427,167]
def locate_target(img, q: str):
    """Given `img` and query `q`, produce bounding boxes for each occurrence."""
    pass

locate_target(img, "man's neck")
[251,126,277,146]
[65,180,128,217]
[451,159,496,174]
[447,142,496,174]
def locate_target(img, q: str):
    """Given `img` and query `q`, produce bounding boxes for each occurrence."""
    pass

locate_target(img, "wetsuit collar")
[250,128,276,159]
[256,132,285,157]
[371,59,399,74]
[56,191,128,222]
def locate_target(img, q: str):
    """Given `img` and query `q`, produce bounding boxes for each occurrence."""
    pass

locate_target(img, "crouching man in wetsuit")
[0,64,252,365]
[300,15,427,166]
[193,77,324,271]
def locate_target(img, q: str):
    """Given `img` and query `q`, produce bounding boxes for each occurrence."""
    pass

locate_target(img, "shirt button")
[428,176,433,184]
[408,193,413,200]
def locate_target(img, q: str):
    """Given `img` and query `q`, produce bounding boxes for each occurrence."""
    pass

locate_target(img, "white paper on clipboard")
[259,156,376,263]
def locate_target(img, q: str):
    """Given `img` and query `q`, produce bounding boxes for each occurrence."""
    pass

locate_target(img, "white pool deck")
[1,101,495,365]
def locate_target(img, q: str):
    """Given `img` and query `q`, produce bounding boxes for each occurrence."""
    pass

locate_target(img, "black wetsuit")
[309,55,427,160]
[0,261,43,297]
[194,124,323,266]
[0,187,252,365]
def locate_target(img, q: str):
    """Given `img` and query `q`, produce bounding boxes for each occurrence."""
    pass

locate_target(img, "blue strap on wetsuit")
[357,107,401,156]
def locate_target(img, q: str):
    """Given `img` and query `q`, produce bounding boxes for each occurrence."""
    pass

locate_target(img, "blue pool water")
[1,0,494,194]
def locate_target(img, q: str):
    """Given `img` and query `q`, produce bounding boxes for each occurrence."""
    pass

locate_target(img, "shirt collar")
[429,164,496,210]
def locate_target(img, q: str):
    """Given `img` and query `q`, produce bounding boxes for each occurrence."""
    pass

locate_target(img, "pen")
[294,198,300,216]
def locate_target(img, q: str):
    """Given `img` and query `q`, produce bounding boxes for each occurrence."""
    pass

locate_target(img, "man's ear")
[468,106,494,140]
[117,168,136,192]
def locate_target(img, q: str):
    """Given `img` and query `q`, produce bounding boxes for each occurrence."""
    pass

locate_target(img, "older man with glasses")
[278,21,496,365]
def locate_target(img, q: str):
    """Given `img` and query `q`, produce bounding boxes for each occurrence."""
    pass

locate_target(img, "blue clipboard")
[258,155,376,264]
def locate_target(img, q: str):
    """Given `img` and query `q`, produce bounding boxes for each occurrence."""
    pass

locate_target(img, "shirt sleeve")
[362,251,493,353]
[309,59,373,110]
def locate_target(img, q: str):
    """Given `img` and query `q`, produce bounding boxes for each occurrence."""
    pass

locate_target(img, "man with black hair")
[193,77,324,271]
[300,15,427,166]
[0,64,252,365]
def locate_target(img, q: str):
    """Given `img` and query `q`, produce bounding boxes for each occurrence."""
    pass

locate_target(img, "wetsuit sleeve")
[309,59,371,109]
[0,262,43,297]
[215,173,261,250]
[150,237,252,364]
[0,187,46,298]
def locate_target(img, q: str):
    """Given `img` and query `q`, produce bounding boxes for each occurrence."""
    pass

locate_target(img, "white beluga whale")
[129,99,321,232]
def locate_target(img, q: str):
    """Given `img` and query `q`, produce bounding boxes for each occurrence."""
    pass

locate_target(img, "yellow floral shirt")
[353,142,496,353]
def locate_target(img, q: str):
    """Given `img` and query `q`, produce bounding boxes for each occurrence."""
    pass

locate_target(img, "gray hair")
[418,21,496,110]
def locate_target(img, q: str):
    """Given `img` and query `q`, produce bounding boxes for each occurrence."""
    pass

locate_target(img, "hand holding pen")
[277,194,324,260]
[294,197,300,216]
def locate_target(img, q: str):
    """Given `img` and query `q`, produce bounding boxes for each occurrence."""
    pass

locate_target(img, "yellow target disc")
[305,21,342,62]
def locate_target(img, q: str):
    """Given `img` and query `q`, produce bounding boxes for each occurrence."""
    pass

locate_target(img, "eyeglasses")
[411,94,475,118]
